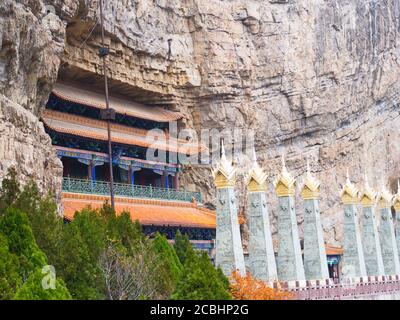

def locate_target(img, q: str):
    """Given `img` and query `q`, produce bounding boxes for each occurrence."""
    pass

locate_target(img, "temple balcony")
[62,177,202,203]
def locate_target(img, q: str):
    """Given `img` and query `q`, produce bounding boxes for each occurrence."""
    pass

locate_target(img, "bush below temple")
[0,168,235,300]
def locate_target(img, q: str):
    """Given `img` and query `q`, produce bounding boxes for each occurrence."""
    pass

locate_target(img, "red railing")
[277,276,400,300]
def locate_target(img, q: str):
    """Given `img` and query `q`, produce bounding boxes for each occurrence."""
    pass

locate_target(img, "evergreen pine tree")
[171,250,231,300]
[152,232,183,297]
[54,209,106,299]
[106,211,143,253]
[0,233,21,299]
[173,230,191,265]
[0,207,47,278]
[13,268,71,300]
[0,167,20,214]
[15,181,63,264]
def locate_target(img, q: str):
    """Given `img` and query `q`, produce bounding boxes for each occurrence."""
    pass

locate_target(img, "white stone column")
[359,175,385,276]
[340,172,367,278]
[213,142,245,276]
[274,156,305,281]
[246,152,277,281]
[378,186,400,276]
[300,162,329,280]
[394,183,400,265]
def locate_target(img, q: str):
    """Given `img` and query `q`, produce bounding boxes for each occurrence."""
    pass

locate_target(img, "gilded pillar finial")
[377,179,393,209]
[300,159,320,199]
[274,154,296,197]
[340,169,359,204]
[359,172,377,206]
[392,179,400,211]
[212,139,236,188]
[246,146,268,192]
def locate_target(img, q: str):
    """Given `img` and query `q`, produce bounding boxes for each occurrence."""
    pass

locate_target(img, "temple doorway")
[62,158,88,179]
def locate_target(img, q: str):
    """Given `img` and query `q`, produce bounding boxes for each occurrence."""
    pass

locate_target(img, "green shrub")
[172,250,231,300]
[13,268,71,300]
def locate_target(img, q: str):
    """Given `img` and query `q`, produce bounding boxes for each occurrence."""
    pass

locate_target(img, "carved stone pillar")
[246,153,277,281]
[340,172,367,278]
[393,185,400,264]
[212,142,245,276]
[359,175,385,276]
[300,162,329,280]
[274,156,305,281]
[378,187,400,276]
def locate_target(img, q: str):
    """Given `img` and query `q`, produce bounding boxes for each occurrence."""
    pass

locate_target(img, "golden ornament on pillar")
[300,159,320,200]
[359,173,377,207]
[274,155,296,197]
[246,147,268,192]
[340,169,359,204]
[212,141,236,189]
[377,183,393,209]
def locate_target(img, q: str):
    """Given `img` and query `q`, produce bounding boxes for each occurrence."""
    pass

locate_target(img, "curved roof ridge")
[52,82,183,122]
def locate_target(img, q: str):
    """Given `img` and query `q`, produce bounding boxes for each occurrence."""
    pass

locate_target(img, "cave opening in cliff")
[39,62,192,194]
[57,65,177,108]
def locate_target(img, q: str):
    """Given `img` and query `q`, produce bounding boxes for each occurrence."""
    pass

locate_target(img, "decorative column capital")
[246,148,268,192]
[340,169,359,204]
[393,180,400,211]
[359,173,377,207]
[300,160,320,200]
[377,185,393,209]
[274,155,296,197]
[212,141,236,188]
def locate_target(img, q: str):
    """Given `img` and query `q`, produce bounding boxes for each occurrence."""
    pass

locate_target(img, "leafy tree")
[106,211,143,252]
[0,167,20,214]
[173,230,191,265]
[152,232,182,298]
[0,207,47,278]
[100,241,163,300]
[54,209,106,299]
[15,181,63,264]
[13,268,71,300]
[0,203,72,300]
[172,250,231,300]
[0,233,21,299]
[229,271,293,300]
[153,233,182,280]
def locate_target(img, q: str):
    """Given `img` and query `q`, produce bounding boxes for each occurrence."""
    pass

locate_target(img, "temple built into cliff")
[41,82,216,251]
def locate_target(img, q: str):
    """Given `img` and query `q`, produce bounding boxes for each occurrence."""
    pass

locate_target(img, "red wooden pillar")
[161,172,166,188]
[174,172,179,190]
[88,161,93,181]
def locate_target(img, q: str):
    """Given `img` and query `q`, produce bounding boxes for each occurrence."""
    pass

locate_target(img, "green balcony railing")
[62,177,202,203]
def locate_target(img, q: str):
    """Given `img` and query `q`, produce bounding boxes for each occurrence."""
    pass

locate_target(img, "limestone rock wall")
[0,0,76,196]
[1,0,399,245]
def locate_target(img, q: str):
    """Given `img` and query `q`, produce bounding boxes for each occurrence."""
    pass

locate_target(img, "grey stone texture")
[215,186,246,276]
[247,191,278,281]
[1,0,400,250]
[379,207,400,275]
[303,199,329,280]
[361,206,385,276]
[342,204,367,278]
[395,210,400,266]
[276,196,305,281]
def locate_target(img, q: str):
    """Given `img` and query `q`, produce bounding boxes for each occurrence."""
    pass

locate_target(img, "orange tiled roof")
[42,110,203,155]
[52,83,183,122]
[325,244,343,256]
[61,192,216,229]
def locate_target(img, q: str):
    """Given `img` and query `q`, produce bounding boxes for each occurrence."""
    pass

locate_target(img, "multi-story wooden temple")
[41,82,216,251]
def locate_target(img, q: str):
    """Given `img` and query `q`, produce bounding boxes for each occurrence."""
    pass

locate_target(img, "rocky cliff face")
[1,0,399,245]
[0,0,71,197]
